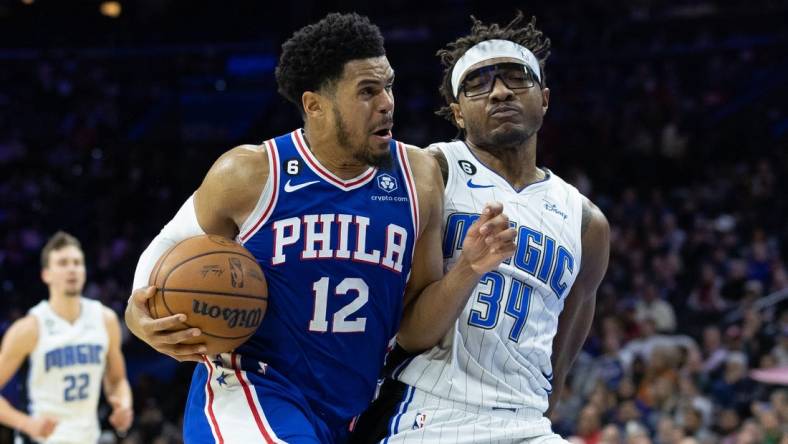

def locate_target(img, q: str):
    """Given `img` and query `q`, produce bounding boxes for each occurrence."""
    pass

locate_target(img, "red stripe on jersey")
[202,356,225,444]
[397,143,420,235]
[240,139,279,242]
[292,130,378,190]
[231,353,278,443]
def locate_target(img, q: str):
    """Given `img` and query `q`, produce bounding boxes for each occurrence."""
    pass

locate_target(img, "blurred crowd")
[1,0,787,443]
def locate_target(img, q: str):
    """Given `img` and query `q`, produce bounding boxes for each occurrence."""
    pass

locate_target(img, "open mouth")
[373,128,392,137]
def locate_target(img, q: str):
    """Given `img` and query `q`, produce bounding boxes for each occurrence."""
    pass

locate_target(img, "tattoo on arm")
[428,147,449,186]
[581,199,592,235]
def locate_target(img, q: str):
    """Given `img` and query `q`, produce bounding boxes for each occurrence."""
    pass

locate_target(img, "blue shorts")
[183,353,345,443]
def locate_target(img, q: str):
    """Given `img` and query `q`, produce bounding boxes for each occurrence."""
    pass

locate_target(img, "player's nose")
[377,88,394,113]
[489,77,515,102]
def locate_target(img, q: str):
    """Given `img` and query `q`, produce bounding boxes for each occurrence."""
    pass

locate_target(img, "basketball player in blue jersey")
[0,232,133,443]
[124,13,517,444]
[350,12,611,443]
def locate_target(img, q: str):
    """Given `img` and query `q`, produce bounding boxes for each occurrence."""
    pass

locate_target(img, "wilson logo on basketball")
[191,300,263,329]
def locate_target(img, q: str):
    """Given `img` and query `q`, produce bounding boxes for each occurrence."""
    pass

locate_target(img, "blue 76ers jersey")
[236,129,419,427]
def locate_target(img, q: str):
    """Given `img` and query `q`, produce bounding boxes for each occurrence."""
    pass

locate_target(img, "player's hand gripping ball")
[148,235,267,355]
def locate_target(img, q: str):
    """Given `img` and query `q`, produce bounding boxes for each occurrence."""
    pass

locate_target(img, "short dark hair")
[275,12,386,115]
[41,231,82,268]
[436,12,551,126]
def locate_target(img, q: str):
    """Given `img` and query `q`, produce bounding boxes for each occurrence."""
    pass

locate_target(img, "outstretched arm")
[0,317,58,440]
[547,199,610,415]
[396,147,517,352]
[102,308,133,435]
[125,144,268,362]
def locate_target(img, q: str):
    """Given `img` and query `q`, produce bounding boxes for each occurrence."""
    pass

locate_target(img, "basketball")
[148,234,267,355]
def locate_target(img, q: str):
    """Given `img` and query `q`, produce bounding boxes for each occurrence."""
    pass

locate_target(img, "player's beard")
[334,108,392,170]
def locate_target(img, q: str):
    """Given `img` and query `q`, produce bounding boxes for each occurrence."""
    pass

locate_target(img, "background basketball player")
[124,13,516,443]
[0,231,133,443]
[351,12,610,443]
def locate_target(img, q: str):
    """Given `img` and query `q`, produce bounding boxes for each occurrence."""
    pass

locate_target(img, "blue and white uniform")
[374,141,584,443]
[27,299,108,444]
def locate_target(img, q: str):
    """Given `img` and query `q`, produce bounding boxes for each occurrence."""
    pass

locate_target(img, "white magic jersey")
[396,141,584,414]
[27,299,108,444]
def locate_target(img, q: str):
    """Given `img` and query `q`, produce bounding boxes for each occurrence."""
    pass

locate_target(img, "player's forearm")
[104,378,133,409]
[547,295,596,413]
[397,256,482,352]
[0,396,31,433]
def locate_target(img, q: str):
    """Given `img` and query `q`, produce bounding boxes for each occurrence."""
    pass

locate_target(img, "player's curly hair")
[436,11,551,126]
[276,12,386,115]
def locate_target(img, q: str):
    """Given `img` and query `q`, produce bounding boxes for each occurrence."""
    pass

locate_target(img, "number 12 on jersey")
[309,277,368,333]
[468,271,532,342]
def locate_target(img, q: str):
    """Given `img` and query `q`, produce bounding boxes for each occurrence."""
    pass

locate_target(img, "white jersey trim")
[239,139,280,244]
[292,129,378,191]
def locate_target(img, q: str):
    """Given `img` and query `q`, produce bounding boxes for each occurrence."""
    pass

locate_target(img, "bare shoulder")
[403,144,442,193]
[580,196,609,238]
[196,144,270,229]
[425,145,448,186]
[101,305,120,325]
[579,197,610,280]
[204,144,269,193]
[0,315,38,355]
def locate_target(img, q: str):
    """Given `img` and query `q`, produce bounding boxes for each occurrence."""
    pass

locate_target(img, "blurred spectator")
[635,283,677,333]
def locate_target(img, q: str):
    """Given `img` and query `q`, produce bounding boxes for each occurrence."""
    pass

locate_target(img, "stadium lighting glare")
[100,1,122,18]
[21,0,34,5]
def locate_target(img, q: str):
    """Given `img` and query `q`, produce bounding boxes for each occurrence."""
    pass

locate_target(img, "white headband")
[450,39,541,98]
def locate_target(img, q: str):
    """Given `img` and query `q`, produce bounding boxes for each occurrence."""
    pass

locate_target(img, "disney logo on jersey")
[376,173,398,193]
[543,199,567,220]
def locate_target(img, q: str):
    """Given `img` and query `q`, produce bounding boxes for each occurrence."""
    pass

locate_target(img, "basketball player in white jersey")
[0,232,133,443]
[350,12,610,443]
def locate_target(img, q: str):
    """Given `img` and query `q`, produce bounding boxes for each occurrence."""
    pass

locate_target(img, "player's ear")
[41,267,51,285]
[450,102,465,129]
[302,91,325,119]
[541,87,550,115]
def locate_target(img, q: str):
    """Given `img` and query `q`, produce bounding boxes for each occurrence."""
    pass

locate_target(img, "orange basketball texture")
[148,235,267,355]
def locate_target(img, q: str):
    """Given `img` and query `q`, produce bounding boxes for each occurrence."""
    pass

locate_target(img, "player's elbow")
[396,328,439,354]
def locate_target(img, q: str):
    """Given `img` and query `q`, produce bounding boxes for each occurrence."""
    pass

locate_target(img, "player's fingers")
[43,419,58,436]
[480,213,510,236]
[131,286,157,306]
[467,203,502,238]
[174,353,206,363]
[489,241,517,257]
[477,202,504,223]
[155,327,203,345]
[144,313,188,333]
[491,228,517,243]
[156,342,207,357]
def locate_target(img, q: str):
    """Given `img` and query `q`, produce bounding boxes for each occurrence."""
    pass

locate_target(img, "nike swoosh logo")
[284,179,319,193]
[466,179,495,189]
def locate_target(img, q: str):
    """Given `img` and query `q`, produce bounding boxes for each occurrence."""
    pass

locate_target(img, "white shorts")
[379,384,569,444]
